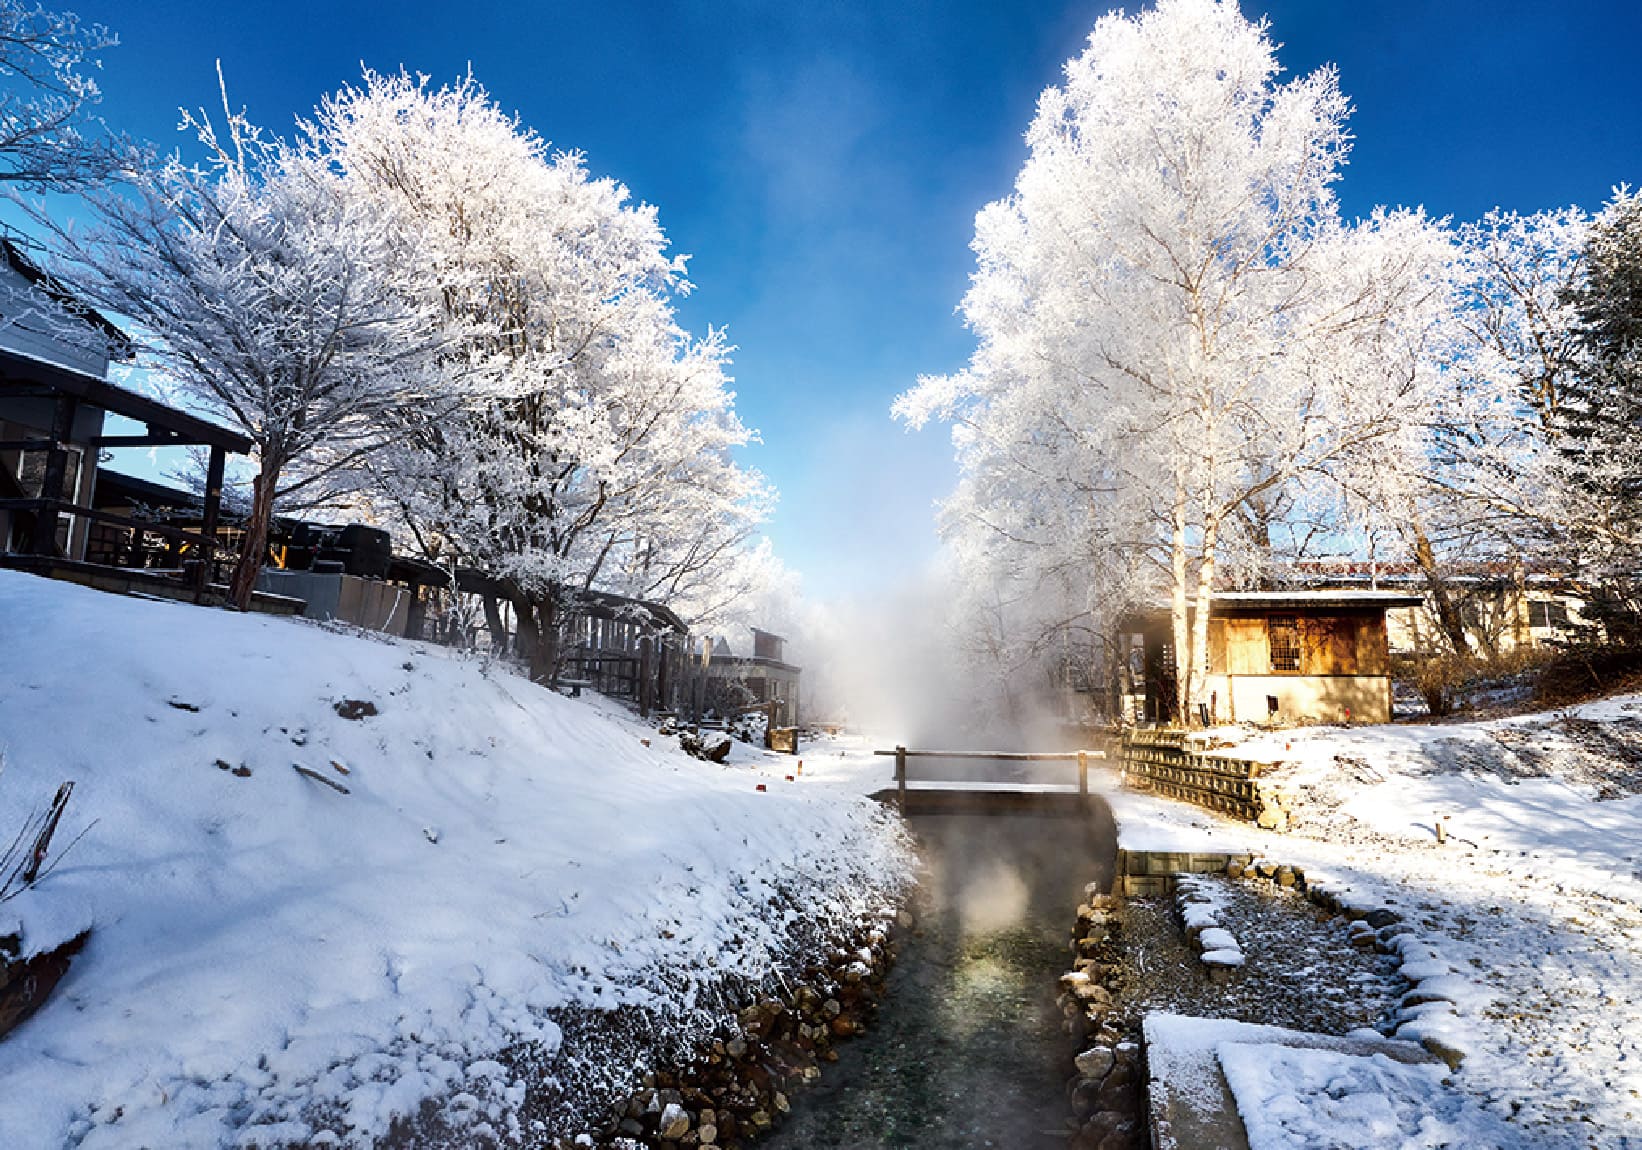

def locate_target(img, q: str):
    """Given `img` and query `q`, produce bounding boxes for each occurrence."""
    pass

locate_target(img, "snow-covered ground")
[0,571,911,1148]
[1107,704,1642,1149]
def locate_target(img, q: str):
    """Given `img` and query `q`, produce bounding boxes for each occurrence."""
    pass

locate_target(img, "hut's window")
[1529,600,1569,629]
[1269,616,1301,672]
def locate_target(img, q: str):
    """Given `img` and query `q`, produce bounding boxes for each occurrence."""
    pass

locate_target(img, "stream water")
[763,795,1118,1149]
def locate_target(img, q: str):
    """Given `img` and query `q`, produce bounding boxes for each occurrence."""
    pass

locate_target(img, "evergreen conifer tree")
[1559,188,1642,638]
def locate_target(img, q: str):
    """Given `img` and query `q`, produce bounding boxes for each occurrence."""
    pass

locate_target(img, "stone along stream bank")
[761,796,1118,1150]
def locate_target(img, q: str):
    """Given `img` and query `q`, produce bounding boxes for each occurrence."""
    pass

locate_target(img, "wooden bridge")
[870,746,1110,814]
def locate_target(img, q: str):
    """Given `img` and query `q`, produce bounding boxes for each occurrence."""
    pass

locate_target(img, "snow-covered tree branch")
[26,76,446,608]
[0,0,126,189]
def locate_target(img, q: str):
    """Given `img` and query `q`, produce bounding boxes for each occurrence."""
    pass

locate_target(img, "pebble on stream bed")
[1113,875,1404,1039]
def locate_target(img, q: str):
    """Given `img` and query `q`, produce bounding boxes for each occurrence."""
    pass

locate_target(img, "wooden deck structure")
[1,350,252,592]
[0,235,252,594]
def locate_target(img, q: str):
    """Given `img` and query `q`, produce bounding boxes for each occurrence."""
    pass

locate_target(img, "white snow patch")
[1220,1042,1517,1149]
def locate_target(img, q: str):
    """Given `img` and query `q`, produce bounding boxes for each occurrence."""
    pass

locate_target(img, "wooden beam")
[0,439,54,452]
[0,382,57,399]
[638,634,654,718]
[0,497,221,551]
[405,585,427,640]
[0,349,252,454]
[90,433,186,448]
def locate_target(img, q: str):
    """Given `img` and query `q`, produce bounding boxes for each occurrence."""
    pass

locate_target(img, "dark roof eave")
[0,348,251,454]
[1120,591,1424,625]
[709,655,802,672]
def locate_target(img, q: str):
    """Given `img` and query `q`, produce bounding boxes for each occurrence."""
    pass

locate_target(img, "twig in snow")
[3,819,99,901]
[23,782,74,884]
[291,763,350,794]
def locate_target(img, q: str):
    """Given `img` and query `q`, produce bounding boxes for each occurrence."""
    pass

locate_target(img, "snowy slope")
[1224,703,1642,893]
[0,571,911,1148]
[1101,707,1642,1147]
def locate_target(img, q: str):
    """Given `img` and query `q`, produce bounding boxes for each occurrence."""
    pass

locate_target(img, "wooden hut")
[1121,591,1421,726]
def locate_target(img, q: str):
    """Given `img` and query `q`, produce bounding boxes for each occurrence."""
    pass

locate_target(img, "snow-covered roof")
[1212,590,1425,609]
[1126,590,1424,621]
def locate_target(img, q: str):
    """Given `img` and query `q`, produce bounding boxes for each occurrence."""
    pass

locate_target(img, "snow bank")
[0,571,912,1147]
[1220,1042,1517,1150]
[1227,704,1642,892]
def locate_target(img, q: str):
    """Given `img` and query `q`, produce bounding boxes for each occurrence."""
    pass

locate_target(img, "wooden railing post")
[1078,749,1089,796]
[895,745,907,808]
[195,444,226,597]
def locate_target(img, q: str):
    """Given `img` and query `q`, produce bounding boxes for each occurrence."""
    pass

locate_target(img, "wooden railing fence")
[871,746,1109,806]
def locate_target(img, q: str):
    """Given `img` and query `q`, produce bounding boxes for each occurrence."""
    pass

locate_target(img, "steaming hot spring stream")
[763,771,1119,1150]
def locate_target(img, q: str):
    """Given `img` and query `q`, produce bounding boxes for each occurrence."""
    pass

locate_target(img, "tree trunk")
[228,455,280,611]
[1409,522,1471,655]
[480,594,507,654]
[524,592,560,685]
[1187,513,1221,724]
[1170,474,1190,725]
[512,595,538,664]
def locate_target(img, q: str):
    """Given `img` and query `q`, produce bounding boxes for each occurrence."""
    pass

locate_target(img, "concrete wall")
[1205,672,1392,726]
[257,570,412,636]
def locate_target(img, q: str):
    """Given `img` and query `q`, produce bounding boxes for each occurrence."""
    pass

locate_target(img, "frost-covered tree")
[31,82,444,608]
[1370,207,1590,653]
[316,72,770,678]
[1556,188,1642,632]
[0,1,124,189]
[898,0,1447,720]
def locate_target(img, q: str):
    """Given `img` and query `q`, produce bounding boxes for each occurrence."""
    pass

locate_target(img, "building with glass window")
[1119,591,1420,726]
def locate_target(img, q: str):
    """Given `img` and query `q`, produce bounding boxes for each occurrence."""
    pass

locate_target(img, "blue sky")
[51,0,1642,602]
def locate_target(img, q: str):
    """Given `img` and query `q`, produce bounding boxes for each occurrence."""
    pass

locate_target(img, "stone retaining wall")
[1061,886,1146,1150]
[1113,848,1254,898]
[1120,730,1293,830]
[549,904,902,1148]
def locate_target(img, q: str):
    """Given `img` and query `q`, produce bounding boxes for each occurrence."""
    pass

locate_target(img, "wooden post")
[31,393,77,556]
[638,634,655,718]
[655,634,670,712]
[1078,749,1089,796]
[195,444,226,596]
[405,585,427,641]
[895,745,907,809]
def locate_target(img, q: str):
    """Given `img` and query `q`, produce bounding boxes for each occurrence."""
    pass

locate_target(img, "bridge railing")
[871,746,1109,806]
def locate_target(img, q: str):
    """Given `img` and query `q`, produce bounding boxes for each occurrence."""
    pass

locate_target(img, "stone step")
[1143,1012,1440,1150]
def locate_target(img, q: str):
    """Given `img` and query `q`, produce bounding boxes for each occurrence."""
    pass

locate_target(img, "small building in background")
[1121,591,1420,726]
[1287,560,1594,654]
[702,627,803,727]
